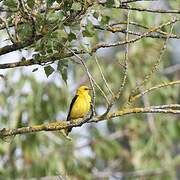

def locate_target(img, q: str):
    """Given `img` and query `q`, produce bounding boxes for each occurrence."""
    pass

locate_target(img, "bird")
[65,85,92,136]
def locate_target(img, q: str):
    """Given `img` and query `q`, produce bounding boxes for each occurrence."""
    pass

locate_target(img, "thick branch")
[0,106,179,139]
[0,35,42,56]
[0,50,83,69]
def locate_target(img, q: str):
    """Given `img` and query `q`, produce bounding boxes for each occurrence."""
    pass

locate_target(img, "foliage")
[0,0,180,179]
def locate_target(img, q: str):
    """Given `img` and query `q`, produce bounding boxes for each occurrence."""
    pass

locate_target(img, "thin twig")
[128,17,176,104]
[91,77,110,104]
[0,17,15,44]
[95,25,180,39]
[115,8,130,99]
[93,168,166,179]
[95,55,114,97]
[110,21,177,37]
[129,80,180,103]
[122,0,157,4]
[150,104,180,109]
[92,18,179,53]
[117,5,180,14]
[101,8,131,116]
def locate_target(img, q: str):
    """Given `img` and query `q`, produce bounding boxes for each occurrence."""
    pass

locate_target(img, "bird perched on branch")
[65,85,92,136]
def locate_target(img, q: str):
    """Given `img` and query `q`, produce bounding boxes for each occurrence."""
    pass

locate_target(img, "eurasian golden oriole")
[65,85,92,135]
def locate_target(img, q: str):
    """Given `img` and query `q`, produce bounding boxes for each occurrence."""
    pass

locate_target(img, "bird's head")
[76,85,92,95]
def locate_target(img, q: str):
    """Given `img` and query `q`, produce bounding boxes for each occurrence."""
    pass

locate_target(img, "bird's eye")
[84,88,88,90]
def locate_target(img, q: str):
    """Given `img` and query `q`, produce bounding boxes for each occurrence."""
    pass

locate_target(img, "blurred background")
[0,0,180,179]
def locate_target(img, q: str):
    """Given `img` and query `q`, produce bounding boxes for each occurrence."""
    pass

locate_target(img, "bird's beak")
[88,87,92,91]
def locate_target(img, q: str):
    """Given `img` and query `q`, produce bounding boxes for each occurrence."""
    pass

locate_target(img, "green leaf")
[47,0,56,5]
[27,0,35,9]
[68,32,76,42]
[33,53,41,61]
[47,10,59,22]
[4,0,18,10]
[44,65,54,77]
[57,60,68,84]
[82,22,95,37]
[106,0,115,8]
[71,2,81,11]
[17,23,33,40]
[101,16,110,25]
[82,29,93,37]
[52,29,67,39]
[63,0,73,11]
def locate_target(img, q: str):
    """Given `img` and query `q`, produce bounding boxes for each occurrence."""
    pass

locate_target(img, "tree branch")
[94,25,180,39]
[0,106,179,139]
[92,18,179,52]
[121,0,157,4]
[0,50,84,69]
[129,80,180,103]
[117,5,180,14]
[0,35,42,56]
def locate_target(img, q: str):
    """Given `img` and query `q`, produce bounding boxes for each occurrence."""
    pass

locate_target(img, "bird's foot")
[60,130,72,141]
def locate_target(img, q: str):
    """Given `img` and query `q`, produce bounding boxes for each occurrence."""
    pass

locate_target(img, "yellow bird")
[65,85,92,135]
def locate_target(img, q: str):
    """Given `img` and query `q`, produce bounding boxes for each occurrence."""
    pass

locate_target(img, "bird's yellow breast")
[70,94,91,119]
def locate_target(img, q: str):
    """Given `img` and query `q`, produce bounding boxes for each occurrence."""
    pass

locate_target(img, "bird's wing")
[66,95,78,121]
